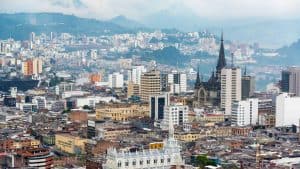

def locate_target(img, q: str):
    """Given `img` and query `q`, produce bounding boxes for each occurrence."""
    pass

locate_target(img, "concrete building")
[221,67,242,115]
[140,70,161,102]
[108,72,124,88]
[276,93,300,127]
[22,58,43,76]
[167,71,187,94]
[285,67,300,96]
[231,98,258,126]
[128,65,146,85]
[162,104,189,130]
[96,104,149,121]
[150,93,170,121]
[55,134,87,154]
[127,82,140,98]
[241,74,255,100]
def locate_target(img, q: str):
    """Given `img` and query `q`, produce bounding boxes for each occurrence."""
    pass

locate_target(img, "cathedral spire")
[194,66,201,89]
[216,32,226,71]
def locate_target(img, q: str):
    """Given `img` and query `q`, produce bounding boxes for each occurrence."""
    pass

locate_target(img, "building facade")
[108,72,124,88]
[150,93,170,121]
[221,67,242,115]
[231,98,258,126]
[276,93,300,127]
[140,70,161,102]
[103,122,183,169]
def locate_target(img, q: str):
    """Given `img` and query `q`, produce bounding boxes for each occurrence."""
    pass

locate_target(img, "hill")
[0,13,132,40]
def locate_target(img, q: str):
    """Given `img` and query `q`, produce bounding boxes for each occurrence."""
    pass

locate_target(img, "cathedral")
[194,33,227,107]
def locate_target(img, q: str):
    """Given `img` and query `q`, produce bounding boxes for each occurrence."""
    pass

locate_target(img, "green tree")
[195,155,216,169]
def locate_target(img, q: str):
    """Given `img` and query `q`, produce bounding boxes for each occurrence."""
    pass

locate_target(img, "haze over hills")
[0,13,132,40]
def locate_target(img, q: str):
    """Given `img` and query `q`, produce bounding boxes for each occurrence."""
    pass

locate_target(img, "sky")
[1,0,300,21]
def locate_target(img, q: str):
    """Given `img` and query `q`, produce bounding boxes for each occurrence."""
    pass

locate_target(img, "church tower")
[216,32,226,81]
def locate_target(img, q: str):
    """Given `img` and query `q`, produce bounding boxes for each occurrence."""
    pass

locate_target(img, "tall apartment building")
[22,58,43,76]
[108,72,124,88]
[150,93,170,121]
[276,93,300,127]
[281,70,290,92]
[241,74,255,100]
[281,67,300,96]
[140,70,161,102]
[167,71,187,94]
[231,98,258,126]
[221,67,242,115]
[128,65,146,85]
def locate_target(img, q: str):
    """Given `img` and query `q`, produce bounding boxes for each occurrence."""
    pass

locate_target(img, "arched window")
[117,161,122,167]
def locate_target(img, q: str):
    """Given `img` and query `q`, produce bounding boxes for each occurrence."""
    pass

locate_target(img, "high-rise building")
[150,93,170,121]
[276,93,300,127]
[221,67,242,115]
[140,70,161,102]
[167,71,187,94]
[127,82,140,98]
[128,65,146,85]
[162,104,188,130]
[108,72,124,88]
[232,98,258,126]
[241,70,255,100]
[22,58,43,76]
[282,67,300,96]
[281,70,290,92]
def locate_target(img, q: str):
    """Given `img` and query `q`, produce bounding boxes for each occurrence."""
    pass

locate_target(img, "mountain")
[142,3,300,48]
[109,15,145,29]
[0,13,132,40]
[277,38,300,65]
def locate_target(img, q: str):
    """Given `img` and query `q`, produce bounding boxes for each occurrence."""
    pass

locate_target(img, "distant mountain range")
[0,13,134,40]
[1,12,300,49]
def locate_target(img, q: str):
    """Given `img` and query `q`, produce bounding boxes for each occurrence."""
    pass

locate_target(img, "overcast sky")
[1,0,300,21]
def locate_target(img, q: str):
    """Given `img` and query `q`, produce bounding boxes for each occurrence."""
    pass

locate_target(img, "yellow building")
[175,133,202,142]
[149,142,164,150]
[101,127,131,140]
[202,113,225,123]
[127,82,140,98]
[55,134,88,154]
[96,104,149,121]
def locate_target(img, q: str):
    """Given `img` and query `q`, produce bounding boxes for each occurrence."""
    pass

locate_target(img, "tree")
[195,155,216,169]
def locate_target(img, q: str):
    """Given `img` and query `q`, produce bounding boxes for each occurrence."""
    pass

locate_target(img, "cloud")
[0,0,300,20]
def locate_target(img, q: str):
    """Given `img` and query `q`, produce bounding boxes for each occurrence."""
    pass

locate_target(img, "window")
[154,159,157,164]
[147,159,150,164]
[161,159,164,163]
[125,161,129,166]
[132,160,136,166]
[167,158,171,163]
[140,160,143,165]
[117,161,122,167]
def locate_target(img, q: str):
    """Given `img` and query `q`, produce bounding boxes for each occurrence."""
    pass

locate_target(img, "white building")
[167,71,187,94]
[109,72,124,88]
[162,104,189,130]
[103,121,183,169]
[276,93,300,127]
[221,67,242,115]
[232,98,258,126]
[76,96,117,108]
[128,65,147,85]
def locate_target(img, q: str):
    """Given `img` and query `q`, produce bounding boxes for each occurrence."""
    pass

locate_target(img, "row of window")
[117,158,171,167]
